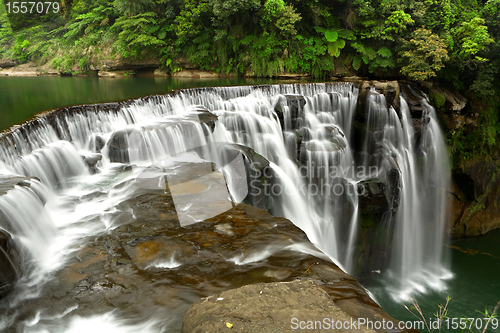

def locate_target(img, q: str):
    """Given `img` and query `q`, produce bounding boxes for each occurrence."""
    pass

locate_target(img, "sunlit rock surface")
[183,279,377,333]
[0,190,409,332]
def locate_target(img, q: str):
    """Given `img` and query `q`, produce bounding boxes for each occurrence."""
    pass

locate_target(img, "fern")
[112,12,165,58]
[352,55,362,70]
[377,46,392,58]
[338,30,356,40]
[64,5,113,39]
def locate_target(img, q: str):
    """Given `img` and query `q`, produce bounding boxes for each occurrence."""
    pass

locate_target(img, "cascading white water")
[360,89,451,297]
[0,82,451,330]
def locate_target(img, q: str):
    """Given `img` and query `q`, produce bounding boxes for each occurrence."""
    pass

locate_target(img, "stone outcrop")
[0,62,46,76]
[90,59,161,71]
[97,70,136,78]
[172,70,221,78]
[448,156,500,238]
[0,59,18,68]
[0,181,410,332]
[275,94,306,130]
[351,169,401,278]
[356,80,400,121]
[183,280,379,333]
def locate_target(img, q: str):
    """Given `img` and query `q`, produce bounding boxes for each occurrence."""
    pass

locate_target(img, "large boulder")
[0,59,18,68]
[0,231,18,299]
[274,94,306,131]
[356,81,400,124]
[182,280,377,333]
[106,129,138,163]
[352,169,400,278]
[1,182,410,332]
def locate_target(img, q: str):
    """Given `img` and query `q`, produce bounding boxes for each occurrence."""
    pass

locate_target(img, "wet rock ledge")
[1,185,412,332]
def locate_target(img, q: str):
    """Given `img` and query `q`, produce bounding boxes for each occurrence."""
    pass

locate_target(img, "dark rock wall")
[415,83,500,239]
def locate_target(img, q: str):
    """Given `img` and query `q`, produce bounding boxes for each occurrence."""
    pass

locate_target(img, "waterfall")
[0,82,450,307]
[360,88,451,296]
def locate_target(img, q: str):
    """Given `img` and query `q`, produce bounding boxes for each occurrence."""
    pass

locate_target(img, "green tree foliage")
[262,0,301,36]
[64,4,114,39]
[454,17,494,63]
[112,12,165,58]
[3,0,61,31]
[423,0,454,31]
[211,0,261,21]
[0,0,498,88]
[173,0,211,41]
[400,28,449,80]
[0,0,13,50]
[113,0,152,16]
[383,10,414,36]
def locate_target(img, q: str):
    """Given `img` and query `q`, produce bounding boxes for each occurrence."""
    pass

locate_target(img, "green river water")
[0,76,498,331]
[0,76,279,131]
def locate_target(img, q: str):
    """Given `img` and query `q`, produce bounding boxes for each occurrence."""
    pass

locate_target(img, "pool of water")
[366,229,500,332]
[0,76,281,131]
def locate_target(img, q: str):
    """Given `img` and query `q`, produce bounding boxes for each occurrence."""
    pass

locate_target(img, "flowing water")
[0,82,452,331]
[366,229,500,333]
[0,76,279,131]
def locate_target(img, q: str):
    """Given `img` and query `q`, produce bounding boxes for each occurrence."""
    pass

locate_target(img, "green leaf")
[325,30,338,43]
[377,46,392,58]
[240,35,256,46]
[338,30,356,40]
[335,38,346,49]
[314,26,326,33]
[327,39,346,58]
[351,42,365,53]
[365,46,377,60]
[353,55,362,70]
[166,58,172,67]
[327,43,339,57]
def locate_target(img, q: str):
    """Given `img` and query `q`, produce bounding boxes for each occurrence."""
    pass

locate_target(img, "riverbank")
[0,60,317,79]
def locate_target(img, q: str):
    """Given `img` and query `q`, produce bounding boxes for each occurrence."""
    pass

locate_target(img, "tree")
[454,17,494,65]
[399,27,449,80]
[173,0,211,41]
[112,12,165,58]
[113,0,153,16]
[211,0,261,21]
[422,0,454,32]
[261,0,301,37]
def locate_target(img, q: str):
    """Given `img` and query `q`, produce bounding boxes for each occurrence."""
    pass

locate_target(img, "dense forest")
[0,0,499,161]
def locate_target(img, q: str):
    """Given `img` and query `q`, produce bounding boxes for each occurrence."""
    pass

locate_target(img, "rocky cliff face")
[449,158,500,237]
[416,83,500,239]
[354,80,500,240]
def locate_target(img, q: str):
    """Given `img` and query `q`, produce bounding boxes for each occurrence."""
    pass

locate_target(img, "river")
[0,76,280,131]
[0,76,498,332]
